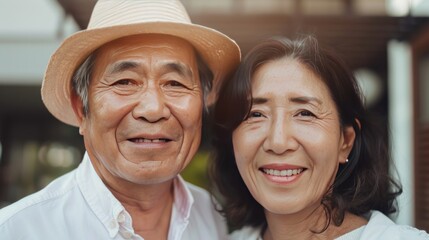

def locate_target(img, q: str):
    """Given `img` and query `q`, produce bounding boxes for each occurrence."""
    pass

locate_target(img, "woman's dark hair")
[209,36,402,231]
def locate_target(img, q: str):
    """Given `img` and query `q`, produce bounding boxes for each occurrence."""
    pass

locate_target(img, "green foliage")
[181,151,210,190]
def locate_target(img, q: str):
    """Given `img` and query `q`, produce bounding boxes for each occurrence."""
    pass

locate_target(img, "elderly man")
[0,1,239,239]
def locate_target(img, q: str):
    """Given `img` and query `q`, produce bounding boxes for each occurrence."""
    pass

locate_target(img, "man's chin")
[125,172,178,185]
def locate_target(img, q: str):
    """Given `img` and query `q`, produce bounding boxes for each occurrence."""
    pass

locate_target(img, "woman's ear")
[339,119,360,164]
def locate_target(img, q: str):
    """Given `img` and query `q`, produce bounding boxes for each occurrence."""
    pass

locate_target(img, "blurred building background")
[0,0,428,231]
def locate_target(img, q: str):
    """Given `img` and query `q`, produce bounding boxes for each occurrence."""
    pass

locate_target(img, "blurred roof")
[57,0,429,70]
[0,0,428,117]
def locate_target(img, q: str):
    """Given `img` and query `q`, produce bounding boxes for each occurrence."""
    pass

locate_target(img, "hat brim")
[42,21,240,127]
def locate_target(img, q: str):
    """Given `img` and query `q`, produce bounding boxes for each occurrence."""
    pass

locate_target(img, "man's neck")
[109,179,175,240]
[87,153,177,239]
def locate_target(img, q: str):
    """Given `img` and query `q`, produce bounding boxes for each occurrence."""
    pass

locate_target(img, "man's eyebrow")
[289,96,322,105]
[161,61,193,80]
[108,61,139,74]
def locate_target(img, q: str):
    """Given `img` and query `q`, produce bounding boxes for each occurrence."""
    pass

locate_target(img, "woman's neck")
[263,206,367,240]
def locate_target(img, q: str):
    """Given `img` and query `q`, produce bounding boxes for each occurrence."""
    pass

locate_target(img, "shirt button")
[118,212,126,223]
[108,219,117,229]
[121,231,133,239]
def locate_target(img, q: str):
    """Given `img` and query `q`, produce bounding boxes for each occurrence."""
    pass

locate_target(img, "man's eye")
[114,79,133,85]
[167,80,185,87]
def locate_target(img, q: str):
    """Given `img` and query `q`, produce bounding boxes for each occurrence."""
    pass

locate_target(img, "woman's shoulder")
[360,210,429,239]
[229,225,263,240]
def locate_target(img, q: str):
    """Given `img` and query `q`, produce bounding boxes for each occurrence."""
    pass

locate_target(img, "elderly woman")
[210,36,429,239]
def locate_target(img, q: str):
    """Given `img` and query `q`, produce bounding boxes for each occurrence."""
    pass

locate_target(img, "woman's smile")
[259,163,307,184]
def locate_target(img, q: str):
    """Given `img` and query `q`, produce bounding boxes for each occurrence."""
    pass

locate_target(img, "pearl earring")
[345,158,349,163]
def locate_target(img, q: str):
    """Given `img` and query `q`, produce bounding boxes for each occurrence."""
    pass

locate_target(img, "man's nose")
[262,115,299,155]
[132,86,171,122]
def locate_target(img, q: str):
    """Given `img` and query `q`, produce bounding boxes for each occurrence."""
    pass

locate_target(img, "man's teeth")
[262,168,303,177]
[132,138,167,143]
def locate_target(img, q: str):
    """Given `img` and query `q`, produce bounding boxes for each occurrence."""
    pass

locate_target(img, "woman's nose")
[132,86,171,123]
[262,115,299,155]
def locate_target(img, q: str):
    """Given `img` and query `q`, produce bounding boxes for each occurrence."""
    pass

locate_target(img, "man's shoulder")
[184,181,222,210]
[0,170,78,225]
[185,182,211,201]
[182,181,221,214]
[182,181,229,239]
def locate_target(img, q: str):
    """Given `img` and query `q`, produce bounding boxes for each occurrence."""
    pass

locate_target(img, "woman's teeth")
[262,168,304,177]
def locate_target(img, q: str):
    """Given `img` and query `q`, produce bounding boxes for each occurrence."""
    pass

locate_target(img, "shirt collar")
[173,175,194,221]
[76,152,124,238]
[76,152,195,239]
[167,175,194,239]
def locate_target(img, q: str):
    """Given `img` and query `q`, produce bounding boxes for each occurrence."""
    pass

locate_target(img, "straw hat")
[41,0,240,127]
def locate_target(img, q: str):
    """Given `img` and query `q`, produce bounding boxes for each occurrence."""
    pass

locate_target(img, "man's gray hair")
[72,52,213,116]
[72,54,96,116]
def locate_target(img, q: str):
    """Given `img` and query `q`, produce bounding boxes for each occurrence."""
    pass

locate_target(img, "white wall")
[0,0,78,85]
[388,40,414,225]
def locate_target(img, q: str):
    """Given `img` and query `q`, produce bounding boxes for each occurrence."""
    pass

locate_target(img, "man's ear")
[71,93,86,135]
[339,119,359,164]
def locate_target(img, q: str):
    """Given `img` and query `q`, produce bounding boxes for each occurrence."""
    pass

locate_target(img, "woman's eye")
[297,110,316,117]
[248,111,263,118]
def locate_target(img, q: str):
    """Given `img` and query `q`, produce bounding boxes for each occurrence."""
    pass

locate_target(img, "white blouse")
[230,211,429,240]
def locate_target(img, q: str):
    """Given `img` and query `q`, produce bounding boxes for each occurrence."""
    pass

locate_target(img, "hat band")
[88,0,192,29]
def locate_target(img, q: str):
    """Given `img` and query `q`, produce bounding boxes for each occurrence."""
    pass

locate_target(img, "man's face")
[77,34,203,185]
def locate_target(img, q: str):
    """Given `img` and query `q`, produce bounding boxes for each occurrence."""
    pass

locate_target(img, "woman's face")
[232,58,355,216]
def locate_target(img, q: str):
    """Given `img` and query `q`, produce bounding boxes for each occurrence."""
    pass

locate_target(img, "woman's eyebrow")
[252,97,268,105]
[289,96,322,105]
[252,96,321,106]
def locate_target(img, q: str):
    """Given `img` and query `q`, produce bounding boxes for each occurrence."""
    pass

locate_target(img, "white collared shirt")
[0,153,228,240]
